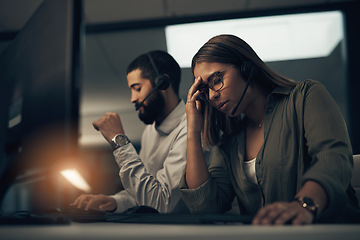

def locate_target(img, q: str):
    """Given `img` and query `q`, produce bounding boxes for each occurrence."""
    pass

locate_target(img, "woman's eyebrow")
[207,70,221,81]
[195,69,222,83]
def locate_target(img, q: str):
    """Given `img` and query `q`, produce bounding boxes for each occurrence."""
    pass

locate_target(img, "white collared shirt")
[111,101,188,213]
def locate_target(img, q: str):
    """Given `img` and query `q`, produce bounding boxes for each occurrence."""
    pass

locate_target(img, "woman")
[181,34,358,225]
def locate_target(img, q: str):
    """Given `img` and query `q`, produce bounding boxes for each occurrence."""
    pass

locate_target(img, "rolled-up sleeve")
[113,127,187,213]
[180,146,234,214]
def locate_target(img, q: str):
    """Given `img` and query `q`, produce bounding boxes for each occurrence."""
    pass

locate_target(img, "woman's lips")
[218,100,230,111]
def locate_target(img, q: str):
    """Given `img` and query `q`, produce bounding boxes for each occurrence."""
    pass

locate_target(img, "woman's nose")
[208,89,219,101]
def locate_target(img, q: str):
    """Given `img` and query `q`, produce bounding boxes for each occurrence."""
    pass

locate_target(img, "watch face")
[113,134,130,147]
[115,135,127,145]
[302,197,316,210]
[297,196,318,213]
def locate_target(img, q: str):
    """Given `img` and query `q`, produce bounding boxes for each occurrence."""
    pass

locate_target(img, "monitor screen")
[0,0,82,211]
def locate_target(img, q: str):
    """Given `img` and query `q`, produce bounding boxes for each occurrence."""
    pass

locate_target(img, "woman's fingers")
[187,76,202,102]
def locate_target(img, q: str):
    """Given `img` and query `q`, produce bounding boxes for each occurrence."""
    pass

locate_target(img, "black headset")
[135,53,171,110]
[209,42,255,81]
[207,42,256,115]
[147,53,170,90]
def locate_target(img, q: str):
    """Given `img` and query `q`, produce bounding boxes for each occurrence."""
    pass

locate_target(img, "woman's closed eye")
[212,75,223,86]
[208,72,224,90]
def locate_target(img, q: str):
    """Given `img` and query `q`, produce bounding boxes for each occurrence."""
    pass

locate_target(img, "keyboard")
[56,206,107,223]
[0,211,71,225]
[0,206,107,225]
[1,208,253,225]
[59,206,253,224]
[107,213,253,225]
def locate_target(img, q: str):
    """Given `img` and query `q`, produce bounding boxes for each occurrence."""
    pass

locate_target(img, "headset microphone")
[231,65,255,116]
[135,53,170,111]
[135,85,160,110]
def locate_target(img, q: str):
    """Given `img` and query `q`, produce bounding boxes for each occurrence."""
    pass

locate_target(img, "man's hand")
[71,194,117,212]
[92,112,125,143]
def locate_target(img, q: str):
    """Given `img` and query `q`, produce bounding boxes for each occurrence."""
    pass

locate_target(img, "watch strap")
[294,196,319,219]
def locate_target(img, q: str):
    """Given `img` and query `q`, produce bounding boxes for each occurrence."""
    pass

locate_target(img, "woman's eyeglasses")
[197,65,234,101]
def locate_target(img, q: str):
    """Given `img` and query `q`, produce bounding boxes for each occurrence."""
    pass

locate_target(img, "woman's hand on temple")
[186,76,205,134]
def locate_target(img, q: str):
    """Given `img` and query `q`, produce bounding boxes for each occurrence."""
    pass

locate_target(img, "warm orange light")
[60,169,91,193]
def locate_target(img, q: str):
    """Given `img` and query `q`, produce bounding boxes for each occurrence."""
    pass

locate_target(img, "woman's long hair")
[191,34,296,149]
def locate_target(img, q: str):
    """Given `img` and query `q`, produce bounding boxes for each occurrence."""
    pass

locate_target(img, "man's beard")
[135,90,165,125]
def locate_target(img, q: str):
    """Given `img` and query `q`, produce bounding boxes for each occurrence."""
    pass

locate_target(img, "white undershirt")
[243,158,257,184]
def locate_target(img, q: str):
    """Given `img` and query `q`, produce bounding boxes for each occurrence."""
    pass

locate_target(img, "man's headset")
[207,42,256,116]
[135,53,171,110]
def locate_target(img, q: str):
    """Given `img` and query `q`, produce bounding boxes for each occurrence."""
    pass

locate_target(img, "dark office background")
[0,0,359,211]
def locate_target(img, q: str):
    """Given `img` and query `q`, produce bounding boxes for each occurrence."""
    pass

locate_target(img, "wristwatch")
[294,196,319,218]
[111,134,130,150]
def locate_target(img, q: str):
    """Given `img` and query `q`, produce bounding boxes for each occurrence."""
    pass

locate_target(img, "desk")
[1,223,360,240]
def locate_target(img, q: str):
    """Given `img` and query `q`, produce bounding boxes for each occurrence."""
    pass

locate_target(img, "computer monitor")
[0,0,82,211]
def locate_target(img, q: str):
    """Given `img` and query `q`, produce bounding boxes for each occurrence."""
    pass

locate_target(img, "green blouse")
[180,80,357,221]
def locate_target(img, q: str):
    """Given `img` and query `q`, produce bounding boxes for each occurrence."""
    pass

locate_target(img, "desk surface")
[1,222,360,240]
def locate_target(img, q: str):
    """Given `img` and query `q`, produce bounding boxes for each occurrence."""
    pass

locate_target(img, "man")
[71,50,188,213]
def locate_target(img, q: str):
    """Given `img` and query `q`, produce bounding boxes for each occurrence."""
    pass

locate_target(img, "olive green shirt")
[180,80,356,220]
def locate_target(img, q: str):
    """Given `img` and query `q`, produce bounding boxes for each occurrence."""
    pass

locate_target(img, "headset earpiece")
[147,53,170,90]
[135,54,171,110]
[154,74,170,90]
[209,42,254,81]
[240,61,254,81]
